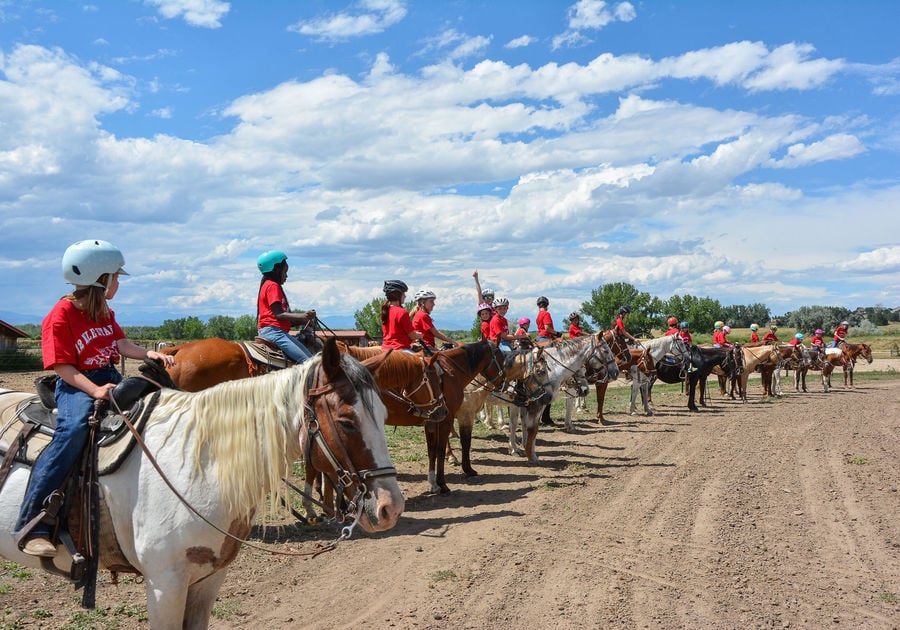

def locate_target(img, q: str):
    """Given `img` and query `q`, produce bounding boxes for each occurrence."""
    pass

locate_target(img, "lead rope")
[107,387,345,558]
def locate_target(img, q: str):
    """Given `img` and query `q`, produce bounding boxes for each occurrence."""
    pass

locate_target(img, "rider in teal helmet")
[256,250,317,363]
[257,250,287,273]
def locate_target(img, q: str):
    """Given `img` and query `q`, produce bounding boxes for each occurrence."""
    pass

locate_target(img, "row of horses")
[0,332,874,628]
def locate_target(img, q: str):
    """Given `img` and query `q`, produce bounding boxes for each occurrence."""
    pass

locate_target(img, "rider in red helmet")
[665,316,679,337]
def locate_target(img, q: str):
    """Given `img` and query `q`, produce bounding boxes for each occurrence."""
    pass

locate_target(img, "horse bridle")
[379,355,447,421]
[303,365,397,538]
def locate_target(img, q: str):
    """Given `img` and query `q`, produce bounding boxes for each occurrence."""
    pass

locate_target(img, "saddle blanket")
[824,348,842,356]
[0,390,159,476]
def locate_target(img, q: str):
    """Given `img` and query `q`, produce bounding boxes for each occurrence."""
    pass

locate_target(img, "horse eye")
[338,419,359,433]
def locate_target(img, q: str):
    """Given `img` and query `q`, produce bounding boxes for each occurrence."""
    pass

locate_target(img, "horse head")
[306,338,404,533]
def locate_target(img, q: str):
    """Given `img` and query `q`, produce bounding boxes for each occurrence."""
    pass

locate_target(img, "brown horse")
[593,330,650,424]
[821,343,873,391]
[333,340,507,493]
[161,338,447,418]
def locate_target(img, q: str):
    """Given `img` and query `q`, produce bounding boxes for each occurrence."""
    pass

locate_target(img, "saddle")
[246,338,294,370]
[0,360,174,607]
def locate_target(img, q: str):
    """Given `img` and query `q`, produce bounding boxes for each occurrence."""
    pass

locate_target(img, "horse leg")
[564,396,575,432]
[595,382,611,425]
[143,570,192,630]
[425,424,451,494]
[508,406,523,456]
[641,377,652,416]
[183,569,229,630]
[477,404,494,429]
[456,409,478,477]
[522,406,541,464]
[629,370,640,415]
[717,374,727,397]
[458,419,478,478]
[687,373,699,412]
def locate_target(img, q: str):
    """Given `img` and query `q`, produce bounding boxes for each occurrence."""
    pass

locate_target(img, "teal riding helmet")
[257,250,287,273]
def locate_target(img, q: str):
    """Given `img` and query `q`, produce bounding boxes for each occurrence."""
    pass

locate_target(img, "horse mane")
[150,359,319,519]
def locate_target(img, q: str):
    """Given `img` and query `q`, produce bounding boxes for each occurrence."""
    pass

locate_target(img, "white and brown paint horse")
[821,342,873,392]
[0,340,403,629]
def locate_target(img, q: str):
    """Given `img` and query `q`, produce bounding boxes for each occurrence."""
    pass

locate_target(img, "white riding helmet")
[493,297,509,307]
[414,289,436,301]
[62,239,128,289]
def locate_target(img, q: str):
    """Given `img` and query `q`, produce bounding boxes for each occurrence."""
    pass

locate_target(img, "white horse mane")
[149,358,317,518]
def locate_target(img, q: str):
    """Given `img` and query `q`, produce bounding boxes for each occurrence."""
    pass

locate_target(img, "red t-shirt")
[382,305,415,350]
[712,330,726,345]
[615,316,627,335]
[489,314,509,343]
[664,327,679,337]
[679,330,693,344]
[42,299,125,371]
[750,331,760,343]
[515,327,529,337]
[763,332,779,343]
[789,338,803,346]
[412,310,435,347]
[569,323,582,338]
[810,335,825,348]
[536,310,554,337]
[257,279,290,331]
[834,326,848,342]
[480,320,491,341]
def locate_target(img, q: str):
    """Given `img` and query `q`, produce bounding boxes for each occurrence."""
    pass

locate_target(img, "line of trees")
[11,284,897,342]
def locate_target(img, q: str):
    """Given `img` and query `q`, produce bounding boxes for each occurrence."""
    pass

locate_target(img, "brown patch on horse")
[184,516,253,568]
[185,546,217,565]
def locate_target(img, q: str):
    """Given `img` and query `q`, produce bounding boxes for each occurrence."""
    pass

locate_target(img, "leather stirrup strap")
[0,420,40,493]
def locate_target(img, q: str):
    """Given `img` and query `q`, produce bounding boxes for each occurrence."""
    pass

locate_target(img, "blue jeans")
[536,336,553,342]
[15,366,121,536]
[258,326,313,363]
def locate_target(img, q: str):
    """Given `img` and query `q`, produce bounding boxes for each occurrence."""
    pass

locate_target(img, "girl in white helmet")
[411,289,458,350]
[15,240,176,557]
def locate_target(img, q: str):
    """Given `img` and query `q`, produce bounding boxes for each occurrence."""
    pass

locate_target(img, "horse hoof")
[463,468,478,478]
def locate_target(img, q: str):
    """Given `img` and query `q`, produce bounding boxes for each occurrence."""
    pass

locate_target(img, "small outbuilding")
[315,330,374,347]
[0,320,29,353]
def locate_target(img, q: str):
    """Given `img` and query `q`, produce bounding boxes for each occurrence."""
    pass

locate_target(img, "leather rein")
[109,365,395,558]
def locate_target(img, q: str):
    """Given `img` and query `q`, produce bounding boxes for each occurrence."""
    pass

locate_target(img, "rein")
[107,364,392,559]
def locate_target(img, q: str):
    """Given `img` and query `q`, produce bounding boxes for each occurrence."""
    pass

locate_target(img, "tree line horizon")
[11,282,898,342]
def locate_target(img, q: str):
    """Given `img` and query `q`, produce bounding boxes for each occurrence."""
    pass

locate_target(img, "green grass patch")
[879,592,898,603]
[847,456,868,465]
[211,596,242,621]
[429,569,456,582]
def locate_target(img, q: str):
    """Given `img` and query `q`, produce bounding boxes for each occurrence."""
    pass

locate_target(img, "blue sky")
[1,0,898,331]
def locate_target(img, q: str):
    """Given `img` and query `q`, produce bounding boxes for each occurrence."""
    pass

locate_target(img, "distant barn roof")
[0,320,28,339]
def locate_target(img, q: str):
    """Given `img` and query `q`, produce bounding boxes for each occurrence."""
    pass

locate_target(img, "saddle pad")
[241,341,292,370]
[824,348,842,356]
[0,392,160,476]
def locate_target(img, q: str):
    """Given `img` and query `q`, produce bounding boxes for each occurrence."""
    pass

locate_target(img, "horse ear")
[322,336,343,379]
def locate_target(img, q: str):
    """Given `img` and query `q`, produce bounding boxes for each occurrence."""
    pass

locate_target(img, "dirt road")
[1,369,898,629]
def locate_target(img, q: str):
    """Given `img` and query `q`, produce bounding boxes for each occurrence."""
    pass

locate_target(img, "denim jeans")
[15,366,121,536]
[258,326,313,363]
